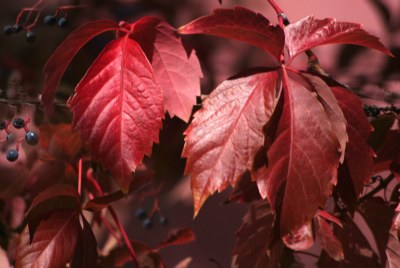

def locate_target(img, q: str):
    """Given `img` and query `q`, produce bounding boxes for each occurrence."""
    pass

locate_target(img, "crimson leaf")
[315,215,344,261]
[157,227,195,249]
[232,201,276,268]
[331,84,373,208]
[42,20,119,114]
[262,69,340,235]
[70,215,98,268]
[182,71,279,216]
[16,210,80,268]
[131,17,202,122]
[68,36,164,191]
[178,7,285,61]
[284,16,393,61]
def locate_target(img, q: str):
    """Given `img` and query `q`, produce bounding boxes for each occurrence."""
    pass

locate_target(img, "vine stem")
[357,174,395,204]
[85,169,139,268]
[78,157,82,195]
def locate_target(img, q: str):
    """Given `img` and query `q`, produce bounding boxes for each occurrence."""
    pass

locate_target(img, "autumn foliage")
[0,0,400,267]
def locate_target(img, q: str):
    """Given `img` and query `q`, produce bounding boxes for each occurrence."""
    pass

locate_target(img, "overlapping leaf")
[232,201,276,268]
[261,69,340,234]
[42,20,119,113]
[68,36,164,191]
[178,7,285,61]
[331,84,373,208]
[16,210,80,268]
[131,17,203,122]
[284,16,393,60]
[315,215,344,261]
[182,71,279,216]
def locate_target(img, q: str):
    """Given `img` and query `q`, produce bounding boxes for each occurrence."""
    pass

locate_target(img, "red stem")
[78,158,83,195]
[84,169,139,267]
[108,207,139,268]
[267,0,285,27]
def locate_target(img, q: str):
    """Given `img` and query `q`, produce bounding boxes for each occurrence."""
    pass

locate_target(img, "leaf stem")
[84,169,140,267]
[78,157,83,195]
[267,0,289,27]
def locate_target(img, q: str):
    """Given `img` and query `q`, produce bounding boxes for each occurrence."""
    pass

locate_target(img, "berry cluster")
[135,207,168,229]
[3,13,68,44]
[0,114,39,162]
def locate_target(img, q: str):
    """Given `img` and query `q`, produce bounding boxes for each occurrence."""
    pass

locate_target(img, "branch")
[357,174,395,204]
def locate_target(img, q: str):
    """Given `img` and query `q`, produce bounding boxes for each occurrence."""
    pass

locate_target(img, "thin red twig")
[78,158,83,195]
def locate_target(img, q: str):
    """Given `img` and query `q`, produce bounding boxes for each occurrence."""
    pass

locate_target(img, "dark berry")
[135,208,147,220]
[26,31,36,43]
[57,17,68,28]
[12,118,25,129]
[159,216,168,226]
[7,133,16,144]
[6,149,18,162]
[12,24,23,33]
[43,15,56,25]
[142,218,153,229]
[25,131,39,145]
[0,121,6,130]
[3,25,13,35]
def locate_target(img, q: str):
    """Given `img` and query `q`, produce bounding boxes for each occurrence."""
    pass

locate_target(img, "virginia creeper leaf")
[318,215,380,267]
[27,184,80,241]
[357,197,395,266]
[331,84,373,207]
[183,71,279,216]
[284,16,393,61]
[301,73,348,163]
[42,20,119,114]
[178,7,285,61]
[16,210,80,268]
[386,231,400,268]
[68,36,164,191]
[70,215,98,268]
[131,17,202,122]
[315,215,344,261]
[232,201,276,268]
[262,68,340,235]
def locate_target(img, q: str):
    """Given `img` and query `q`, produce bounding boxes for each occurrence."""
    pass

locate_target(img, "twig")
[358,174,395,204]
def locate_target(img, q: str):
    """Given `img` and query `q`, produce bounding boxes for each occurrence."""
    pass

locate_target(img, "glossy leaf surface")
[132,17,202,122]
[68,36,164,191]
[179,7,285,61]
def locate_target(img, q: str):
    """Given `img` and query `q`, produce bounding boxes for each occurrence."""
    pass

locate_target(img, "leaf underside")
[183,71,279,216]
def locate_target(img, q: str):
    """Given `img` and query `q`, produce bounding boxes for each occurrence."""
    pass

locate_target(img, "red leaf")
[183,71,279,216]
[331,84,373,205]
[284,16,393,61]
[26,184,80,241]
[16,210,80,268]
[386,231,400,268]
[131,17,202,122]
[224,172,261,204]
[282,223,314,251]
[357,197,396,266]
[70,215,98,268]
[42,20,119,114]
[262,68,340,235]
[157,227,195,249]
[315,215,344,261]
[318,215,380,267]
[68,36,164,191]
[301,74,348,163]
[178,7,285,61]
[232,201,276,268]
